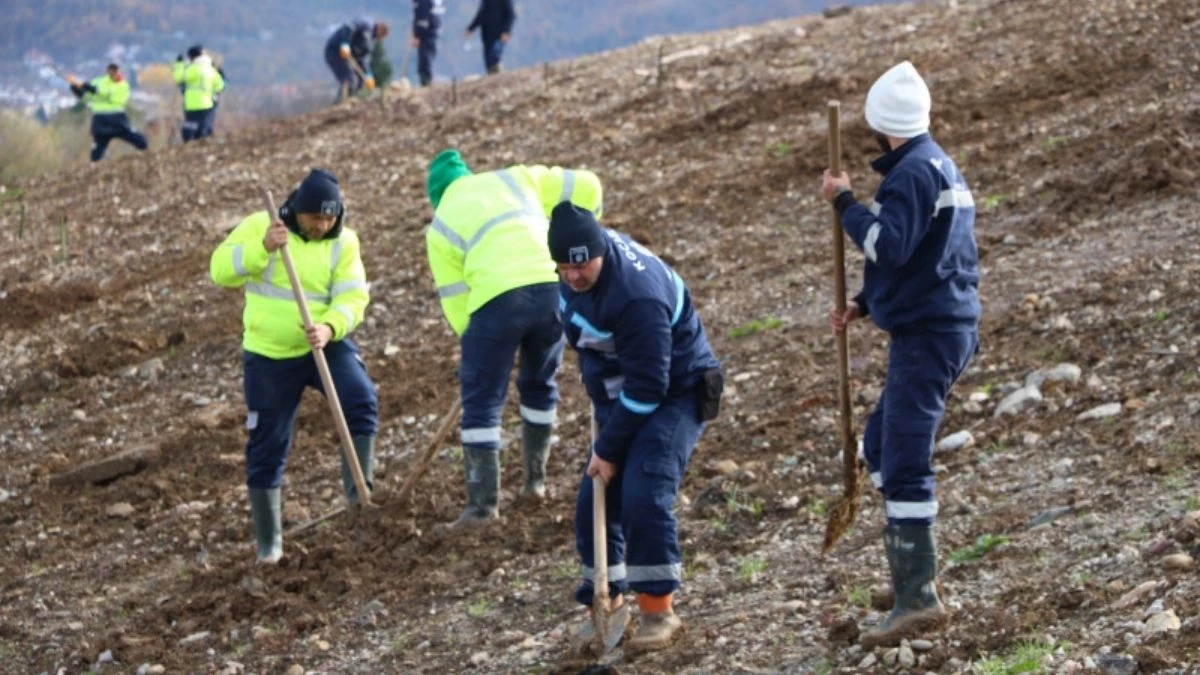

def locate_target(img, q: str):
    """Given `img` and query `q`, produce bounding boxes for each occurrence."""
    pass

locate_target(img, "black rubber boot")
[340,435,376,505]
[249,488,283,564]
[449,447,500,528]
[861,524,949,648]
[520,422,552,498]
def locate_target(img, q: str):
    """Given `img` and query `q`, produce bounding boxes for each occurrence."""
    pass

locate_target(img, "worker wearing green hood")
[424,148,603,529]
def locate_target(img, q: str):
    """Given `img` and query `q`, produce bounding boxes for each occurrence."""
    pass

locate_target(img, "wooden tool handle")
[261,189,371,506]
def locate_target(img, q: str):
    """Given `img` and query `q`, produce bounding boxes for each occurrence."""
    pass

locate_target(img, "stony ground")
[0,0,1197,673]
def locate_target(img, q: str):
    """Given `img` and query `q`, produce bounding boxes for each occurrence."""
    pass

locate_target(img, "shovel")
[261,188,372,507]
[820,100,865,553]
[589,408,629,659]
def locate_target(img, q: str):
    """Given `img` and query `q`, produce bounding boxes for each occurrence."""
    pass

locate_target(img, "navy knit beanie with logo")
[548,202,606,264]
[294,169,342,216]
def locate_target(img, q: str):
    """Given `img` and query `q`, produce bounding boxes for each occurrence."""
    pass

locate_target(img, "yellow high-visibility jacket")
[210,211,369,359]
[174,56,225,112]
[426,165,603,336]
[84,75,131,114]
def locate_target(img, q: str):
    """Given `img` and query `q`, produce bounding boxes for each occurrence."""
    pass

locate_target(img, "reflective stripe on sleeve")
[559,169,576,204]
[232,244,247,277]
[437,281,469,298]
[863,222,882,263]
[618,391,658,415]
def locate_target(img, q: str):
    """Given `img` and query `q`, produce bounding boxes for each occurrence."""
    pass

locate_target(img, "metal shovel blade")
[601,603,630,652]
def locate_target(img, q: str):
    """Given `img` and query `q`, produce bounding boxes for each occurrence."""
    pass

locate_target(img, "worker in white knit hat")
[819,60,982,648]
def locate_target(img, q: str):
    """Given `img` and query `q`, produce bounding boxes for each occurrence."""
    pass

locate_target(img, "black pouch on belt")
[696,367,724,422]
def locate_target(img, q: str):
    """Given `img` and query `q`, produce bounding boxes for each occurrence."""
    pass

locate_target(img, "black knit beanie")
[548,202,606,264]
[293,169,342,216]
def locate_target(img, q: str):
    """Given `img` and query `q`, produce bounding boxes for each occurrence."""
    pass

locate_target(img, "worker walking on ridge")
[66,63,148,162]
[210,169,378,563]
[464,0,515,74]
[424,149,603,529]
[820,60,981,647]
[549,203,723,653]
[325,18,389,101]
[173,44,225,143]
[412,0,445,87]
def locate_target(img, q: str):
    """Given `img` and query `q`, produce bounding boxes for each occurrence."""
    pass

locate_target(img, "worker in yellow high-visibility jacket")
[210,169,377,563]
[425,148,602,528]
[173,45,225,142]
[66,63,149,162]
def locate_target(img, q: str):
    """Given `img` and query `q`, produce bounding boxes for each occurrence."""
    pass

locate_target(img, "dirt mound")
[1,0,1197,672]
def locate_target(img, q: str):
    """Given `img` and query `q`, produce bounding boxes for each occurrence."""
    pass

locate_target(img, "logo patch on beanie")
[568,246,590,264]
[320,200,339,216]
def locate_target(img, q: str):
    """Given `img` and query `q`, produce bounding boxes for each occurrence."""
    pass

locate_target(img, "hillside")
[3,0,880,87]
[1,0,1198,673]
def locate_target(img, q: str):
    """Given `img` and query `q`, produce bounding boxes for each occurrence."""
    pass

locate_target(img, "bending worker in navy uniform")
[464,0,515,75]
[210,169,378,563]
[549,203,723,653]
[424,149,603,528]
[821,60,980,647]
[66,63,148,162]
[173,45,225,143]
[325,18,389,100]
[412,0,445,87]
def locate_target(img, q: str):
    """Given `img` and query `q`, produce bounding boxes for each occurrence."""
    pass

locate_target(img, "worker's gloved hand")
[176,54,184,62]
[364,76,376,91]
[339,44,351,59]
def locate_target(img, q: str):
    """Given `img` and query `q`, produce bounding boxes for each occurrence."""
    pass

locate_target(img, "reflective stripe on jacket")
[425,165,603,336]
[210,211,369,359]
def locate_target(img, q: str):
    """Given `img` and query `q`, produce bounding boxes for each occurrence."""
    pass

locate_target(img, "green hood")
[426,149,473,209]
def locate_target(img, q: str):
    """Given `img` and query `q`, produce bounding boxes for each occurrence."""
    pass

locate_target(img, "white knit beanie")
[864,61,931,138]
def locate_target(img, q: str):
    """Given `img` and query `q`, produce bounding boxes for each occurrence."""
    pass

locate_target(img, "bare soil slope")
[1,0,1197,673]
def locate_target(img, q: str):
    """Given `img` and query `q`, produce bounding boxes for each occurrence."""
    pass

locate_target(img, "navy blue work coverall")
[413,0,444,86]
[467,0,515,72]
[833,133,981,526]
[324,19,375,94]
[563,230,720,605]
[242,197,379,489]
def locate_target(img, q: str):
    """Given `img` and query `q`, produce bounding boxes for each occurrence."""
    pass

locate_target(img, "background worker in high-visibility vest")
[66,63,149,162]
[173,45,225,143]
[424,149,603,529]
[210,169,378,563]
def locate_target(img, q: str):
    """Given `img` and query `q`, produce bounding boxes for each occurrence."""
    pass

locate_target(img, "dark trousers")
[242,339,378,489]
[417,36,438,86]
[181,108,216,142]
[480,31,505,71]
[90,113,148,162]
[861,329,978,526]
[325,50,362,98]
[574,391,704,605]
[458,283,564,452]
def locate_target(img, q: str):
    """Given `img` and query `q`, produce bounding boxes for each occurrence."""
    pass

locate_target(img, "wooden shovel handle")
[260,189,372,506]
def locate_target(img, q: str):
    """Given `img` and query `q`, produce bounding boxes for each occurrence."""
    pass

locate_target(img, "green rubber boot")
[520,422,552,498]
[861,524,949,648]
[340,435,376,505]
[449,447,500,528]
[249,488,283,564]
